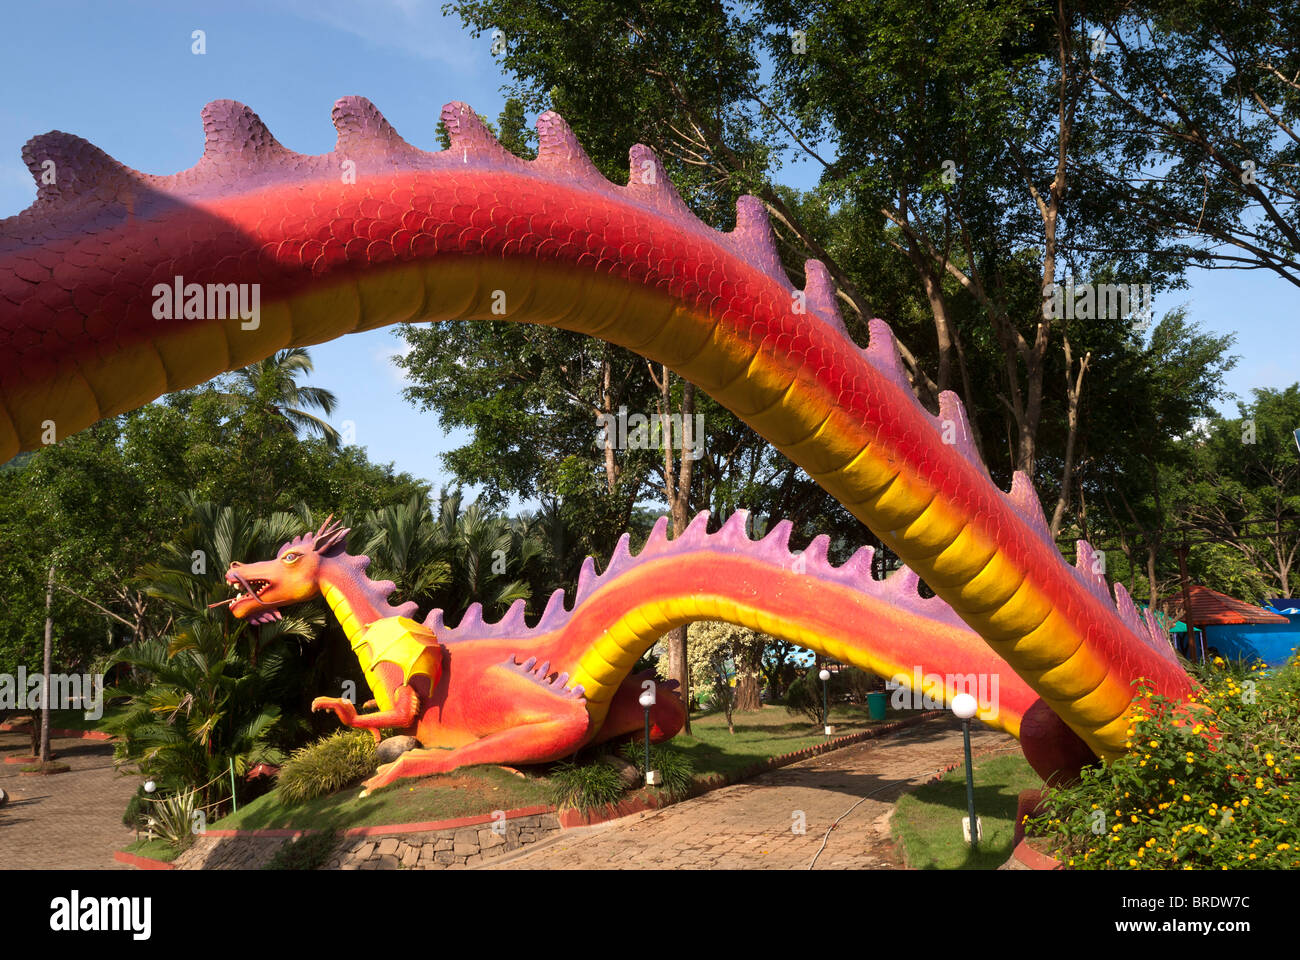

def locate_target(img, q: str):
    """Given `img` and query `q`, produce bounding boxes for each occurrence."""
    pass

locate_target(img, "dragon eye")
[282,552,301,564]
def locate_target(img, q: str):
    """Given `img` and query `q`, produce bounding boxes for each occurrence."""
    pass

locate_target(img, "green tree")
[1086,0,1300,288]
[1074,309,1237,610]
[105,501,325,807]
[218,347,341,448]
[1182,385,1300,597]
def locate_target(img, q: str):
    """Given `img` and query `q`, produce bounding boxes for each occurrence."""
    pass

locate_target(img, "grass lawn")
[210,765,553,832]
[124,836,184,863]
[2,706,127,734]
[204,703,911,831]
[892,752,1041,869]
[670,702,910,780]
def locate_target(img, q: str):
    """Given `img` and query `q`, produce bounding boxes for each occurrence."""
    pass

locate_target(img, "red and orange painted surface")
[0,98,1194,786]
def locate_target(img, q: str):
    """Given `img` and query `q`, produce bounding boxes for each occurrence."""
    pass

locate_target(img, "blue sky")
[2,0,1295,500]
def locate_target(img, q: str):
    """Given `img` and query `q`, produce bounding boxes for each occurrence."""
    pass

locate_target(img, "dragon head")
[221,516,350,625]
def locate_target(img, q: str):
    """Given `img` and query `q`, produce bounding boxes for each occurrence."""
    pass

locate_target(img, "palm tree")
[357,495,451,602]
[105,497,324,809]
[104,626,290,811]
[359,491,542,621]
[218,347,341,449]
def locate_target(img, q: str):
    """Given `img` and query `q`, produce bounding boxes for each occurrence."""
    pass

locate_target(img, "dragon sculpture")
[222,509,1036,794]
[0,97,1195,788]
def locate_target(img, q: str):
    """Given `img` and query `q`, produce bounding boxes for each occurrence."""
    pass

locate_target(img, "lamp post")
[819,668,833,736]
[142,779,157,842]
[951,693,980,845]
[638,689,660,786]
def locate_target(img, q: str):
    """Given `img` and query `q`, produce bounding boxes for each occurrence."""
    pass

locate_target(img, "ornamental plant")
[1027,656,1300,869]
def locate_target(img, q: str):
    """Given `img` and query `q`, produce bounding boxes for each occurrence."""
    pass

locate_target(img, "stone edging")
[205,803,554,838]
[113,850,175,870]
[1010,839,1064,870]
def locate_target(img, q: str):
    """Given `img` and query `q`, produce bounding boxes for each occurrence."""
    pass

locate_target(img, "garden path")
[0,728,137,870]
[489,712,1016,870]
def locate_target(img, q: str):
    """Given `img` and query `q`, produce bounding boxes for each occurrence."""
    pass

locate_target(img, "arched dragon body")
[223,509,1036,792]
[0,97,1191,773]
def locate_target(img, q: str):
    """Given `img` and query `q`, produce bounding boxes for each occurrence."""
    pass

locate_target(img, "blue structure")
[1202,599,1300,666]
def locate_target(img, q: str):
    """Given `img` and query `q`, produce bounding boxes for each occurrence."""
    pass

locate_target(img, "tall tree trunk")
[733,641,763,712]
[1050,337,1091,536]
[40,564,54,763]
[659,367,696,734]
[1147,542,1161,613]
[600,357,619,491]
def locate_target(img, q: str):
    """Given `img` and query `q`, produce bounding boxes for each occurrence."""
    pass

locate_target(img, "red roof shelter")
[1178,584,1289,662]
[1181,585,1290,627]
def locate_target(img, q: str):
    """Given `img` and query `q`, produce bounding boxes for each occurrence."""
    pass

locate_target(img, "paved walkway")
[0,729,138,870]
[490,713,1018,870]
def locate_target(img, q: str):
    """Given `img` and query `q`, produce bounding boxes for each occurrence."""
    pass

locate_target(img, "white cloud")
[275,0,481,68]
[376,337,414,387]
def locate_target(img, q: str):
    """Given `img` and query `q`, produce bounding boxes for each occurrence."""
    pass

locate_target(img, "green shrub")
[123,786,150,829]
[276,730,376,805]
[547,758,628,813]
[145,787,202,850]
[619,741,695,800]
[1027,657,1300,869]
[785,666,879,723]
[264,830,341,870]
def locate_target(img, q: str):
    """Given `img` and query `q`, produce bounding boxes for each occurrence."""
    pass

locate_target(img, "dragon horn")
[315,513,335,539]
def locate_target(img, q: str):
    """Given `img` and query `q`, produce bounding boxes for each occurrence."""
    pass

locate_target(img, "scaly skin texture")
[225,512,1036,792]
[0,97,1192,772]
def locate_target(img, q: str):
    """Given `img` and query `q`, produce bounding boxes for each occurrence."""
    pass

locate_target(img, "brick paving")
[0,729,138,870]
[489,713,1017,870]
[0,713,1017,871]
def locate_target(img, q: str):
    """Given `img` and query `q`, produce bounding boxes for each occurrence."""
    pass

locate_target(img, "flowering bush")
[1026,656,1300,869]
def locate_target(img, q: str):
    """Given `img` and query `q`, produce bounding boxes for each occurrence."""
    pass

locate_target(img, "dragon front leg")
[359,658,591,795]
[312,684,420,744]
